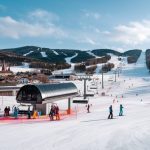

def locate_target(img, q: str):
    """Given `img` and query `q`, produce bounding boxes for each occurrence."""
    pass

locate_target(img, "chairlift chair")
[73,99,89,104]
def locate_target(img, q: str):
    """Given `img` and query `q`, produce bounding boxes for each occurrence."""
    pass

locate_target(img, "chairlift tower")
[114,70,117,82]
[79,75,92,99]
[102,69,104,89]
[117,67,120,77]
[101,65,104,89]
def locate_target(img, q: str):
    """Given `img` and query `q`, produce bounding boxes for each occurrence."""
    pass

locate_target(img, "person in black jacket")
[108,105,113,119]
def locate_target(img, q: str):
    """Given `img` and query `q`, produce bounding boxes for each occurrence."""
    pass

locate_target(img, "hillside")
[0,46,142,64]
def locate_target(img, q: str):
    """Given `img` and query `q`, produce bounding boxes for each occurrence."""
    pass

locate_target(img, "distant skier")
[108,105,113,119]
[87,104,90,113]
[119,104,124,116]
[113,99,115,103]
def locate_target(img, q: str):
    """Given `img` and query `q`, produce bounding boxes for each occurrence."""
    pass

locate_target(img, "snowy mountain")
[0,46,142,64]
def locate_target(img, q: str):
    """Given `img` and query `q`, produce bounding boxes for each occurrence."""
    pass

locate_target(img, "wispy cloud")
[85,12,101,20]
[82,10,101,20]
[113,20,150,45]
[29,9,59,23]
[1,7,149,51]
[0,9,67,39]
[81,37,96,45]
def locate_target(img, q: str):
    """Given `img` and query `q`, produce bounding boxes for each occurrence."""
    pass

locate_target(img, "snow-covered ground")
[23,51,33,56]
[65,53,78,64]
[40,52,47,57]
[87,50,99,58]
[0,63,37,73]
[52,50,59,55]
[1,52,150,150]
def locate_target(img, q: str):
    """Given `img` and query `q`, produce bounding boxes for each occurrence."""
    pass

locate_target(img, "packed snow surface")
[1,52,150,150]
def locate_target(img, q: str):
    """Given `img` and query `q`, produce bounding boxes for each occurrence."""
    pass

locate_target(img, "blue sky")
[1,0,150,51]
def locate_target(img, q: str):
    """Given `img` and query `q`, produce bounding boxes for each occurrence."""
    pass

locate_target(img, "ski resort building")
[0,62,13,77]
[16,82,78,114]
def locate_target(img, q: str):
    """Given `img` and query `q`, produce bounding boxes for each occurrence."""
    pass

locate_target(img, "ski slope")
[53,53,78,74]
[0,52,150,150]
[40,52,47,57]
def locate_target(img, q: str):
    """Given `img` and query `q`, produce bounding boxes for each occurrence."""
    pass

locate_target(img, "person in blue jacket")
[108,105,113,119]
[119,104,124,116]
[14,107,18,119]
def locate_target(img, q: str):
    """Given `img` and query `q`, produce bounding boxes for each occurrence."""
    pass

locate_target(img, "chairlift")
[17,104,33,115]
[73,99,88,104]
[90,86,97,89]
[85,93,94,97]
[91,82,96,85]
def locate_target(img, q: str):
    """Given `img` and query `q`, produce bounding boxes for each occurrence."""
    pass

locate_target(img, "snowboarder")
[119,104,124,116]
[108,105,113,119]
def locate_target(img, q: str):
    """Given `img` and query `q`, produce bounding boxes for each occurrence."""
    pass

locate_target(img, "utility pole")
[114,70,117,82]
[79,75,91,99]
[83,78,86,99]
[118,67,119,77]
[102,69,104,89]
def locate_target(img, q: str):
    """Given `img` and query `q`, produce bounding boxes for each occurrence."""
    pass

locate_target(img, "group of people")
[49,104,60,121]
[2,103,124,120]
[4,106,10,116]
[108,104,124,119]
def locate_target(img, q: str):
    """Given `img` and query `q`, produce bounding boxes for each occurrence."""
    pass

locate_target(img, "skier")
[7,106,10,116]
[119,104,124,116]
[4,107,8,117]
[87,104,90,113]
[27,106,31,119]
[113,99,115,103]
[108,105,113,119]
[49,105,55,121]
[33,110,38,119]
[55,105,60,120]
[14,107,18,119]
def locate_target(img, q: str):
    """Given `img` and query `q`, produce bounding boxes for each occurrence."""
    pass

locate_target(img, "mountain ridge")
[0,46,142,64]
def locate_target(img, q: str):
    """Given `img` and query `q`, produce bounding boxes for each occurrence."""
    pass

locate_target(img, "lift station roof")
[16,82,78,104]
